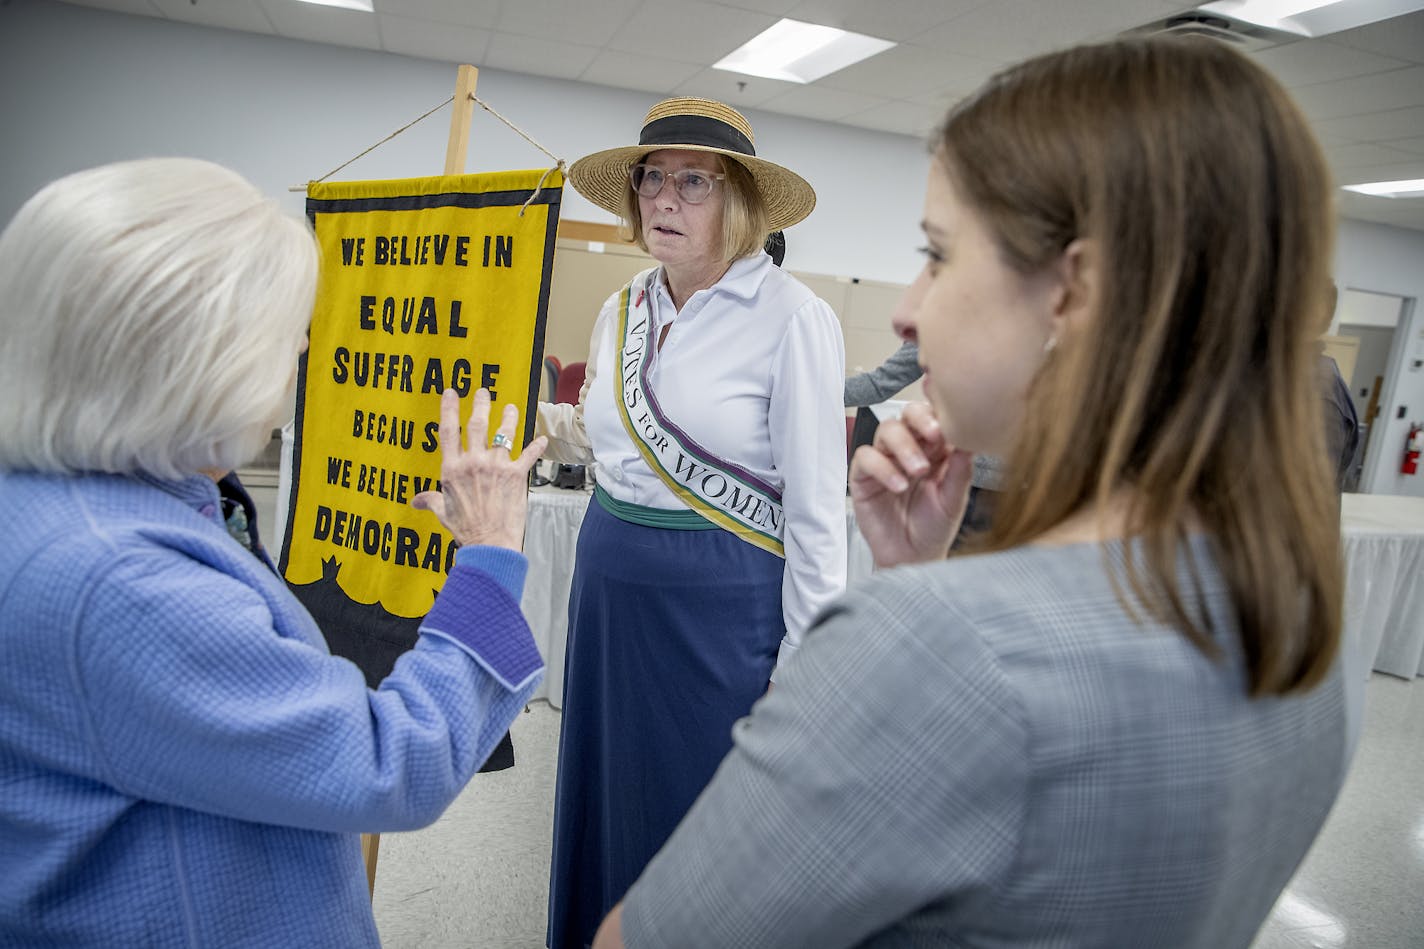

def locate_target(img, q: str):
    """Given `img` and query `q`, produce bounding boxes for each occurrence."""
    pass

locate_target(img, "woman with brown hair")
[593,36,1353,949]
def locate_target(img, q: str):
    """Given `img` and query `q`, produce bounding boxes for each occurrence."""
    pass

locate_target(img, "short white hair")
[0,158,317,477]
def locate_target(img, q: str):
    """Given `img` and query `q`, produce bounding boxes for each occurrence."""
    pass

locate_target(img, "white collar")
[653,251,775,309]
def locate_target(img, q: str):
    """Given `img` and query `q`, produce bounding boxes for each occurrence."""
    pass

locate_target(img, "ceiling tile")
[1312,106,1424,144]
[783,0,987,42]
[839,99,940,137]
[147,0,274,32]
[1324,142,1423,169]
[481,31,601,81]
[817,44,998,99]
[605,0,778,62]
[671,67,797,108]
[1290,66,1424,122]
[494,0,643,48]
[371,0,501,29]
[914,0,1189,62]
[1385,136,1424,154]
[1337,159,1424,184]
[578,49,705,94]
[258,0,382,51]
[759,84,890,121]
[903,86,974,116]
[1250,39,1412,88]
[1310,126,1357,147]
[1338,191,1424,231]
[379,15,489,64]
[705,0,803,14]
[1327,10,1424,66]
[52,0,163,16]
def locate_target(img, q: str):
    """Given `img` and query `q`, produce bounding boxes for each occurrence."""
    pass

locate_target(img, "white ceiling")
[56,0,1424,232]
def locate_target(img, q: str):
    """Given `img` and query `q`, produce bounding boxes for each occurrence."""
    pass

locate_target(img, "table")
[522,491,1424,707]
[520,486,595,708]
[1340,493,1424,680]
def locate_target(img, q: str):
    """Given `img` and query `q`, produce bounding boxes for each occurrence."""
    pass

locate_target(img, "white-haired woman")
[537,97,848,949]
[0,158,546,948]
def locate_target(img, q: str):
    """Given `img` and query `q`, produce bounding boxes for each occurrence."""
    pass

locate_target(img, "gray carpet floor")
[373,701,560,949]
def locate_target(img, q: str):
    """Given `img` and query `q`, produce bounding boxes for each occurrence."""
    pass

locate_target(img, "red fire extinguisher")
[1404,423,1423,476]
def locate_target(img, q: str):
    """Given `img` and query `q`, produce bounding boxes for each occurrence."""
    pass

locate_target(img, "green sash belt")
[594,484,719,531]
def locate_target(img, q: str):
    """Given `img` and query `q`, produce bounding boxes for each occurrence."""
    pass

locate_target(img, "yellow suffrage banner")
[282,170,561,625]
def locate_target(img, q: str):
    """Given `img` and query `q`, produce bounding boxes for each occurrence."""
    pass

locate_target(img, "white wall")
[1335,219,1424,498]
[0,0,927,286]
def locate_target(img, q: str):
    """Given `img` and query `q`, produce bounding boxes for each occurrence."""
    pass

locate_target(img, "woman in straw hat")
[592,36,1353,949]
[536,97,848,948]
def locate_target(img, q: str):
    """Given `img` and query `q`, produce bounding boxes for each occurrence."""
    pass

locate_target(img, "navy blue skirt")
[547,496,784,949]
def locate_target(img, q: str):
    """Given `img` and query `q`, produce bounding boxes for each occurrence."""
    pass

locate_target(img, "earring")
[1043,335,1058,355]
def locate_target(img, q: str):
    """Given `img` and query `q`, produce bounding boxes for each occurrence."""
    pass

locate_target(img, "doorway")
[1333,289,1409,491]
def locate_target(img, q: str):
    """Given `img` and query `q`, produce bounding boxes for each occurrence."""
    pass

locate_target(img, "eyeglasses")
[629,164,726,204]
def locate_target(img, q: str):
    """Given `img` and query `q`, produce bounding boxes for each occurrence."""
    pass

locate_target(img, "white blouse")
[537,252,847,674]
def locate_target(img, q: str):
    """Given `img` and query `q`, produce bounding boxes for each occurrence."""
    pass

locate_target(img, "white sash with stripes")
[614,275,786,557]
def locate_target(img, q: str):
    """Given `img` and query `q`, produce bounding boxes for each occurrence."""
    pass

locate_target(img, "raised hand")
[411,388,548,551]
[848,401,973,568]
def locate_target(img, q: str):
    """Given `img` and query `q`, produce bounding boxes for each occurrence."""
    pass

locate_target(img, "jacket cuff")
[422,564,543,692]
[453,545,528,600]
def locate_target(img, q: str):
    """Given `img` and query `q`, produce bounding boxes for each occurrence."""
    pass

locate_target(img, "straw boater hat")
[567,97,817,232]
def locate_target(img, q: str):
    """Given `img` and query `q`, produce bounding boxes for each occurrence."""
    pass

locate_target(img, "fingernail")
[890,476,908,491]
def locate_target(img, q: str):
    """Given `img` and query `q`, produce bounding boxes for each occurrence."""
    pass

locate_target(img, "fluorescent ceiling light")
[713,19,895,84]
[1342,178,1424,198]
[1199,0,1424,37]
[294,0,374,12]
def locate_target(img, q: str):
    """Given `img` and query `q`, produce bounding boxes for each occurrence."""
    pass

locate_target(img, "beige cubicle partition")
[1321,333,1360,388]
[545,225,911,390]
[543,236,650,368]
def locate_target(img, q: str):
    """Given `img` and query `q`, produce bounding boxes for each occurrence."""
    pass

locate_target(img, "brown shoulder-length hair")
[620,154,770,262]
[942,36,1341,696]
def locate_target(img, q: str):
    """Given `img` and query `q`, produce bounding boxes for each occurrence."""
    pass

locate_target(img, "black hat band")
[639,114,756,157]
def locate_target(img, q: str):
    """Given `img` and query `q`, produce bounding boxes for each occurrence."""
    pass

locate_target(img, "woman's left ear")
[1048,238,1098,337]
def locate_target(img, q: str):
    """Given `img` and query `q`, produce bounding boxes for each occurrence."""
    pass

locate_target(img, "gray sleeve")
[621,571,1027,949]
[843,340,923,407]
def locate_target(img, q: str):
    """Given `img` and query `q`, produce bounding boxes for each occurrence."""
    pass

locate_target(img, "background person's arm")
[844,339,922,407]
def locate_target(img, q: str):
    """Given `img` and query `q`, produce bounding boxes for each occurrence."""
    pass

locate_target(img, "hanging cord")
[310,95,455,185]
[470,93,566,215]
[296,92,567,213]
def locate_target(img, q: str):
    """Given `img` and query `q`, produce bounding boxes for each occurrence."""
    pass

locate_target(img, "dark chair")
[554,360,586,405]
[543,355,562,401]
[848,406,879,462]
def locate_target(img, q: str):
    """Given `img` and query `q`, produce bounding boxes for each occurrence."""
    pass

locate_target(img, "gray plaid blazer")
[622,536,1349,948]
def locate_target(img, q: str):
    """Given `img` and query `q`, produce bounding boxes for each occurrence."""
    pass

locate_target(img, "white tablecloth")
[521,487,595,708]
[524,490,1424,707]
[1340,493,1424,680]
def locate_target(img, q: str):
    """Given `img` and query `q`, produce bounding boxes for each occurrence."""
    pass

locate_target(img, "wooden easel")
[358,62,479,905]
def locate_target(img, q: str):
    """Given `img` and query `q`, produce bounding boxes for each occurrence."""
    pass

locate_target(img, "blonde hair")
[941,37,1341,696]
[0,158,318,478]
[620,154,771,262]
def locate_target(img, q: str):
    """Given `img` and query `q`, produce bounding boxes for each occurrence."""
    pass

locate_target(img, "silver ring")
[491,433,513,451]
